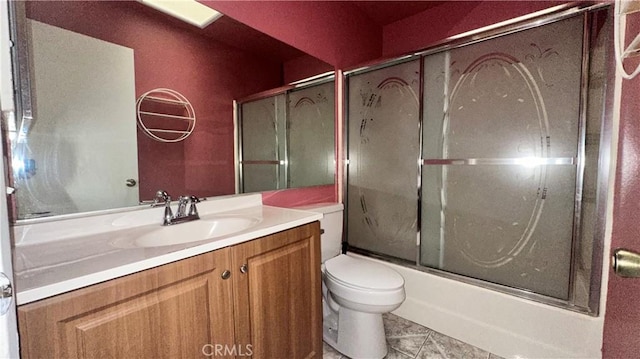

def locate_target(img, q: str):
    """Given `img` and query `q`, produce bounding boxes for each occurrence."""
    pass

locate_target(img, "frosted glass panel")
[421,17,584,299]
[240,94,286,192]
[241,96,282,161]
[242,165,279,193]
[421,165,576,299]
[347,60,420,261]
[423,17,583,160]
[288,81,335,188]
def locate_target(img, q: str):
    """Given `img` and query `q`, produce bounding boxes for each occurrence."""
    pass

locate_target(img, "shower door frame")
[235,72,335,193]
[342,2,613,316]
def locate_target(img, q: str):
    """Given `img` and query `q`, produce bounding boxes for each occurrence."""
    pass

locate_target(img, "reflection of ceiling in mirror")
[131,1,306,62]
[199,16,306,62]
[26,1,311,63]
[351,1,447,26]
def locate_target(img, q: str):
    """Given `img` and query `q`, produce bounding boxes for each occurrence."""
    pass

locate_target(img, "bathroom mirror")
[237,77,336,193]
[8,0,334,220]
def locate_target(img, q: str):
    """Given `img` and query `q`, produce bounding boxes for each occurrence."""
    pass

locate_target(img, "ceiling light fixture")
[140,0,223,29]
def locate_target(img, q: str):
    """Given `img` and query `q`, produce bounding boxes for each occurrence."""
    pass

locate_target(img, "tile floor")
[322,313,504,359]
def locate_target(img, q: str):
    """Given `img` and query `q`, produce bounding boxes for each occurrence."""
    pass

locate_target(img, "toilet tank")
[295,203,343,262]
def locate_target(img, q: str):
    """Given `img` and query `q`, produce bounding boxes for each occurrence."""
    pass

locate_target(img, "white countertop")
[12,194,323,305]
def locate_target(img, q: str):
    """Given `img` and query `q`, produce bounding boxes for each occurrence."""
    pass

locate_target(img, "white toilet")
[297,203,406,359]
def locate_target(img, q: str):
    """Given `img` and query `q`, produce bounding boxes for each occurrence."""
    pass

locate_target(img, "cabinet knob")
[221,270,231,280]
[240,264,248,274]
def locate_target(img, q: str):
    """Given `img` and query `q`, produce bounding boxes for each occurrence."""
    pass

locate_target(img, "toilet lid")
[324,255,404,291]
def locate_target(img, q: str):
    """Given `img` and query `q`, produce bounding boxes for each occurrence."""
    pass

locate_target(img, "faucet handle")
[152,190,170,206]
[151,190,173,225]
[156,190,169,200]
[188,195,201,217]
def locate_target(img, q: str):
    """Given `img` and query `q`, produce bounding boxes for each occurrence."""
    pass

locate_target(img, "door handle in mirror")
[612,249,640,278]
[0,272,13,316]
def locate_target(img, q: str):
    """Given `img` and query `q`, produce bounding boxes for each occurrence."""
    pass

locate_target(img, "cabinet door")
[232,222,322,359]
[18,249,235,359]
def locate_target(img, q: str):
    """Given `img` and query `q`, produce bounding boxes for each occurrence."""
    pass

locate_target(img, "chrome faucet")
[152,190,201,226]
[176,196,189,218]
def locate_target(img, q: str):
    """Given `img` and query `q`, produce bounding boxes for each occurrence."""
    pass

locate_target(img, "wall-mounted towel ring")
[614,0,640,80]
[136,88,196,143]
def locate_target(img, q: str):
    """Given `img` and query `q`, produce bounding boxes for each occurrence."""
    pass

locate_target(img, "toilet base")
[323,306,388,359]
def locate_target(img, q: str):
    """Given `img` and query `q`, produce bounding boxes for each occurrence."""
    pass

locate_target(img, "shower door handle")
[612,249,640,278]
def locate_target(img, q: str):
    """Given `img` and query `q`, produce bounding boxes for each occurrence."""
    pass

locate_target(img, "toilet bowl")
[323,254,405,358]
[296,203,406,359]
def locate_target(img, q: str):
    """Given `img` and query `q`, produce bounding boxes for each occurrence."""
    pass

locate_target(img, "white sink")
[110,215,262,248]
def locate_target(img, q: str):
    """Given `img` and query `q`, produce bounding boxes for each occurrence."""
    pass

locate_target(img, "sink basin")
[110,215,262,248]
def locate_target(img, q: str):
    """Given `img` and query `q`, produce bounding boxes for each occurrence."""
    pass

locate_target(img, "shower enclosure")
[237,77,335,193]
[346,6,611,314]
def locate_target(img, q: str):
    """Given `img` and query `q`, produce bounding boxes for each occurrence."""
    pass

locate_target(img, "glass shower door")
[420,16,585,299]
[240,95,286,192]
[287,81,335,188]
[347,60,421,262]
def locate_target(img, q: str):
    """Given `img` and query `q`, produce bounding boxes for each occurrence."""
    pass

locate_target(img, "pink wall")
[283,54,334,84]
[202,0,381,68]
[382,1,568,57]
[602,11,640,358]
[262,185,335,207]
[27,1,283,201]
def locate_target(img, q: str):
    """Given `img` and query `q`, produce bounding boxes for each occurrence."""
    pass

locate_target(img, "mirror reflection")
[10,0,334,220]
[238,79,335,193]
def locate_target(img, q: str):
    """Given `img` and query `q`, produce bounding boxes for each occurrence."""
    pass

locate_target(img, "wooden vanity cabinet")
[231,221,322,359]
[17,248,236,359]
[17,222,322,359]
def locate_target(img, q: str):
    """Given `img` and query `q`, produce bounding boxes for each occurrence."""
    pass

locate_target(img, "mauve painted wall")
[202,0,381,69]
[602,13,640,358]
[382,1,568,57]
[27,1,283,201]
[262,185,335,207]
[283,54,334,84]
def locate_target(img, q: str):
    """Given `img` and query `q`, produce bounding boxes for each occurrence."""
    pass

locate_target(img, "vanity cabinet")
[17,222,322,359]
[231,221,322,359]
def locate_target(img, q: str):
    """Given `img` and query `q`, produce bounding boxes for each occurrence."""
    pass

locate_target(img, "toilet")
[297,203,406,359]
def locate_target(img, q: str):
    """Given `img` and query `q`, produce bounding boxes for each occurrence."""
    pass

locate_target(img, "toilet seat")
[324,255,404,292]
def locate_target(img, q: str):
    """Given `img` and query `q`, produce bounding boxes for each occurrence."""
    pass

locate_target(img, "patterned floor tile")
[384,345,414,359]
[322,313,502,359]
[383,313,432,338]
[417,331,490,359]
[387,335,429,357]
[322,343,413,359]
[323,341,344,359]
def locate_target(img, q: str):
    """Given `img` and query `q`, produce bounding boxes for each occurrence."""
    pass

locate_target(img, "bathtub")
[349,252,609,358]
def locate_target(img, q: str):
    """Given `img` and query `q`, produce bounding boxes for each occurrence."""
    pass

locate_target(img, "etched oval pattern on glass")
[446,53,550,268]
